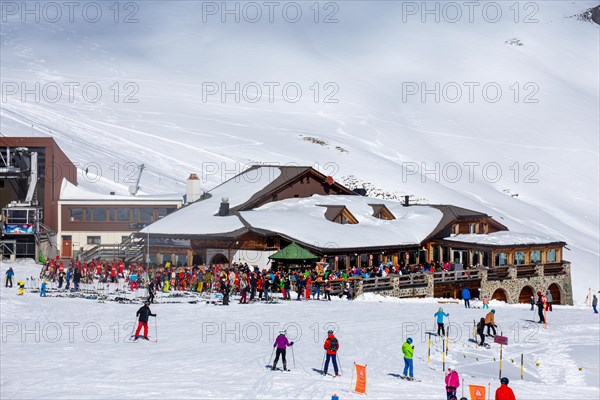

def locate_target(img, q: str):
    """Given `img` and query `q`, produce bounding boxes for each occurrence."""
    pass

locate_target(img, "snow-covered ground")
[1,1,598,298]
[1,260,598,399]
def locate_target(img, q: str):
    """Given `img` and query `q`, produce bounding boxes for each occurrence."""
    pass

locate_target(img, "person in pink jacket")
[445,367,460,400]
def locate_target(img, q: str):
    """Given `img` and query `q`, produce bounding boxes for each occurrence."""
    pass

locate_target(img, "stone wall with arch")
[480,263,572,305]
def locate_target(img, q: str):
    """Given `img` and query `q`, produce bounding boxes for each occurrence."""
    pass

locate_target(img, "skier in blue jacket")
[462,287,471,308]
[434,308,449,336]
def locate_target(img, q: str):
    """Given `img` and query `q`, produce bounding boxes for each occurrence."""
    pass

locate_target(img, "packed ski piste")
[1,258,599,399]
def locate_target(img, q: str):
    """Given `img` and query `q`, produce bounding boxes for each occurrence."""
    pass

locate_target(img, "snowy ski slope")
[0,1,598,297]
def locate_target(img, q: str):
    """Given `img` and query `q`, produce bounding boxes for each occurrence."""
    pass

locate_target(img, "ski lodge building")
[141,165,574,305]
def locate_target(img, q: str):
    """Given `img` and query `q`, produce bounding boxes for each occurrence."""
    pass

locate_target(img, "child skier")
[272,329,293,371]
[134,301,156,340]
[402,337,414,380]
[323,330,340,376]
[529,295,535,311]
[40,280,48,297]
[17,280,25,295]
[482,296,489,309]
[445,367,460,400]
[434,308,449,336]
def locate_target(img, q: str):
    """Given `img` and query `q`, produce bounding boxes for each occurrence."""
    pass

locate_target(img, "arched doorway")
[491,288,508,303]
[548,283,562,305]
[518,285,535,304]
[210,253,229,265]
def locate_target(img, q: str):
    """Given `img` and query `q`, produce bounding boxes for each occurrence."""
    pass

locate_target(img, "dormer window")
[370,204,395,220]
[452,224,459,235]
[469,223,477,234]
[320,205,358,225]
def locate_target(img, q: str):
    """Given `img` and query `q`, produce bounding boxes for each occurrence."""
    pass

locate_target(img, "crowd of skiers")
[28,257,357,302]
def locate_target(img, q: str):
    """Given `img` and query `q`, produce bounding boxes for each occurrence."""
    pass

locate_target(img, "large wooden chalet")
[140,165,573,304]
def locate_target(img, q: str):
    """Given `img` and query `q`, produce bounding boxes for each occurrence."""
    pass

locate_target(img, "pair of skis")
[127,335,157,343]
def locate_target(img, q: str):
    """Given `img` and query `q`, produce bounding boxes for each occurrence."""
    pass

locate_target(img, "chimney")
[353,188,367,196]
[186,173,201,204]
[109,191,116,195]
[403,195,410,207]
[219,197,230,216]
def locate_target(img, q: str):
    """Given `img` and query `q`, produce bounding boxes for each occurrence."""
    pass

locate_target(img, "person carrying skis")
[134,301,156,340]
[485,310,497,336]
[402,337,414,380]
[476,317,486,346]
[323,329,340,376]
[445,367,460,400]
[495,377,516,400]
[272,329,293,371]
[434,307,449,336]
[5,267,14,288]
[462,287,471,308]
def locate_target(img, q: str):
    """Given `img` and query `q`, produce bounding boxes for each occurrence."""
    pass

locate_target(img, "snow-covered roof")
[140,166,281,235]
[240,195,443,249]
[443,232,563,246]
[59,179,183,202]
[139,166,563,251]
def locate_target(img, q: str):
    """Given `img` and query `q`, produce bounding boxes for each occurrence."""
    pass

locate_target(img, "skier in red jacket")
[495,377,516,400]
[323,330,340,376]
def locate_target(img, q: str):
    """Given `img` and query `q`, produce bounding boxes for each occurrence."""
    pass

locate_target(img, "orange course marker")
[469,384,486,400]
[353,363,367,394]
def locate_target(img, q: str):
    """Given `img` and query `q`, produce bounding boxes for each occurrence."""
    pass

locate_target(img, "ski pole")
[322,351,326,373]
[268,347,275,369]
[337,353,343,375]
[129,317,138,339]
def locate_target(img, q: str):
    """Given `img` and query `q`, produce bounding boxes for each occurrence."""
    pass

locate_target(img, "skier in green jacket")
[402,338,414,380]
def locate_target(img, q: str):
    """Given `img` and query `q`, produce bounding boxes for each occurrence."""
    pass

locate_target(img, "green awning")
[268,243,319,261]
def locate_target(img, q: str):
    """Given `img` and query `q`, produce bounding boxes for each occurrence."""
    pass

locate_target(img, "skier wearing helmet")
[323,330,340,376]
[134,301,156,340]
[495,377,516,400]
[402,337,414,380]
[272,329,293,371]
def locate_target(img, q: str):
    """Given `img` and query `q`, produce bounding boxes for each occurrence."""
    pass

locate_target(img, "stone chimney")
[186,173,201,204]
